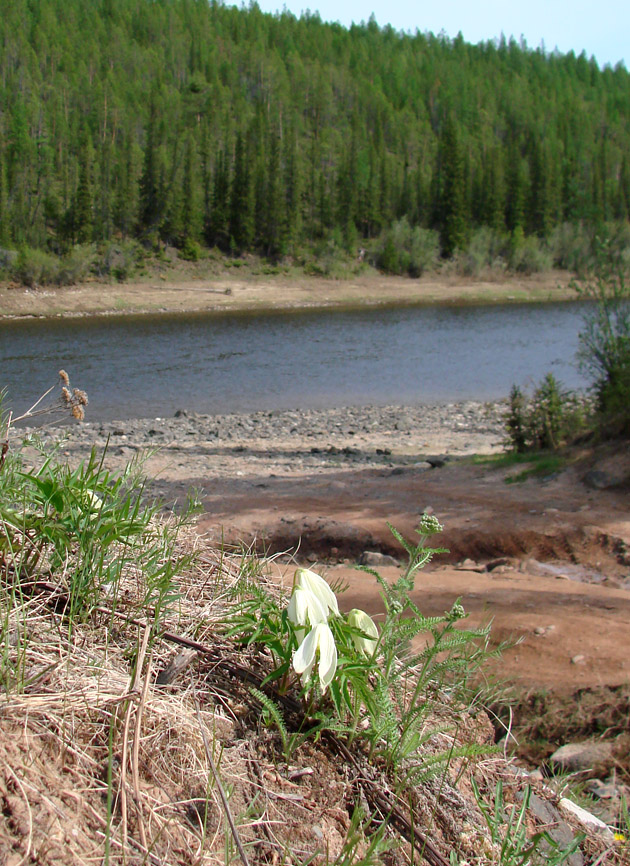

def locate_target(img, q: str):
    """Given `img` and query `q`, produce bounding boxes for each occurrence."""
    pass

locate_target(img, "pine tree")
[74,138,93,245]
[229,132,254,251]
[139,101,162,236]
[181,133,202,244]
[439,115,467,257]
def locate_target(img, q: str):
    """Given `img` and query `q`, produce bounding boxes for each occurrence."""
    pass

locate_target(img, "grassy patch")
[470,450,567,483]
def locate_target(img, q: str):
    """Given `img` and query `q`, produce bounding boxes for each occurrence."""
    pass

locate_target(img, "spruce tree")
[74,138,93,245]
[439,115,467,257]
[229,132,254,252]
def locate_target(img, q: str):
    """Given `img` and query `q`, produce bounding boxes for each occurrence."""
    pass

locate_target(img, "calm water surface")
[0,302,590,420]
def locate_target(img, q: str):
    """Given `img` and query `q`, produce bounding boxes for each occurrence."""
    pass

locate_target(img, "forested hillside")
[1,0,629,277]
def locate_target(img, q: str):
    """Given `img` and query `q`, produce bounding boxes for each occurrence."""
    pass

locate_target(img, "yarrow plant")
[229,517,499,780]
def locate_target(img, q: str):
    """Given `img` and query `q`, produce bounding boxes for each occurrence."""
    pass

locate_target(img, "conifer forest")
[1,0,629,276]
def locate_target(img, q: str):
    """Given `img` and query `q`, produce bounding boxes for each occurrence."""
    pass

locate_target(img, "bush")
[56,245,95,285]
[93,240,144,282]
[449,227,509,277]
[572,234,630,435]
[377,218,440,277]
[508,230,553,274]
[504,374,588,452]
[179,236,201,261]
[14,246,60,287]
[548,222,592,272]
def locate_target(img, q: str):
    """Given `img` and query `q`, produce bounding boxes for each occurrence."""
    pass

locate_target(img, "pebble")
[21,400,505,453]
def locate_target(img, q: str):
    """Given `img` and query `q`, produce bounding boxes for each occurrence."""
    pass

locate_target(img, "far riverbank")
[0,269,574,321]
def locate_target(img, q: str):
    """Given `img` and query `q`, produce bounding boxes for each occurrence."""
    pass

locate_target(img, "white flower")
[287,587,328,629]
[347,609,379,657]
[293,568,339,617]
[82,489,102,512]
[292,623,338,693]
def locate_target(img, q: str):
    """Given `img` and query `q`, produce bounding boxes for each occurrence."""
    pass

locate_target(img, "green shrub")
[573,233,630,436]
[377,218,440,277]
[56,245,95,285]
[508,231,553,274]
[14,246,60,287]
[450,227,509,276]
[504,374,587,452]
[94,240,144,282]
[548,222,592,272]
[179,237,201,261]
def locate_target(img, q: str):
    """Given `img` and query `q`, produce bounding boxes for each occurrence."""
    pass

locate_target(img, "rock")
[571,654,586,665]
[585,779,621,800]
[583,470,616,490]
[457,558,483,572]
[518,792,584,866]
[174,409,188,418]
[559,798,614,842]
[485,557,511,571]
[425,455,448,468]
[549,741,615,774]
[358,551,399,567]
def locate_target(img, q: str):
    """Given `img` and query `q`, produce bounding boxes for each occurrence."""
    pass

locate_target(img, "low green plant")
[469,779,584,866]
[0,383,195,643]
[228,514,499,785]
[377,218,440,277]
[572,232,630,435]
[504,374,587,453]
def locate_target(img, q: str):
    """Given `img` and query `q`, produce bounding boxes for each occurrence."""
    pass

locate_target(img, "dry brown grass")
[1,523,626,865]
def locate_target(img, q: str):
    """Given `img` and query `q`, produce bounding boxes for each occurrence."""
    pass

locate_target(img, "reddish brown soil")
[192,448,630,696]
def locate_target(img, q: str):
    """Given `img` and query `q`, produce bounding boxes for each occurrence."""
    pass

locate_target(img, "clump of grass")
[470,450,568,484]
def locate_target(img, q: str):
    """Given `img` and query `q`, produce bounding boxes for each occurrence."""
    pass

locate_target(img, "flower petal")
[292,626,318,675]
[292,623,338,693]
[316,624,338,691]
[288,587,327,627]
[348,608,379,657]
[294,568,339,617]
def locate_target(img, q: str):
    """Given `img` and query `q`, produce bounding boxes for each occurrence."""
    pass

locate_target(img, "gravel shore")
[21,400,507,483]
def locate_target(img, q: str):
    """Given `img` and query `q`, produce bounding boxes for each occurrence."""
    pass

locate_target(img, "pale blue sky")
[248,0,628,68]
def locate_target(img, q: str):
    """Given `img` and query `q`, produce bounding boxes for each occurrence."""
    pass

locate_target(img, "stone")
[549,741,615,774]
[425,455,448,468]
[559,798,614,842]
[583,470,617,490]
[457,558,483,572]
[358,551,399,567]
[518,792,584,866]
[571,654,586,665]
[585,779,621,800]
[485,557,511,571]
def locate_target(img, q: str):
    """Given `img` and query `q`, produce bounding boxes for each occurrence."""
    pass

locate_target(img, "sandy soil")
[0,269,575,319]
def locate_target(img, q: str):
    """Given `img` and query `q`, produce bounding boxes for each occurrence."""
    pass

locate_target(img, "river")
[0,302,590,420]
